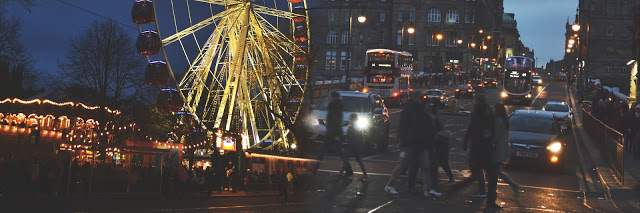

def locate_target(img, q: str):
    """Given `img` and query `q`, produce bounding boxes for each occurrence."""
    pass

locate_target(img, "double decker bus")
[501,56,534,105]
[363,49,412,106]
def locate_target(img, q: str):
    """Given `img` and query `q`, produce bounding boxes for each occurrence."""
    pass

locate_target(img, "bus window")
[399,77,409,90]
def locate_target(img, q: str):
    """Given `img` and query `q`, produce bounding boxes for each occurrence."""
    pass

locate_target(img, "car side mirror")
[374,108,383,115]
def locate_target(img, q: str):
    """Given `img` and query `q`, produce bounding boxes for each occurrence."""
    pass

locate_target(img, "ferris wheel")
[131,0,310,152]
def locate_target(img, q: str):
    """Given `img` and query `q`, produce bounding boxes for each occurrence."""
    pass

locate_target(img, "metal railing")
[581,109,625,185]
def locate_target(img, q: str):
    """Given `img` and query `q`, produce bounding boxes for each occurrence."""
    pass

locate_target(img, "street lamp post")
[572,23,583,101]
[428,33,443,88]
[345,6,366,86]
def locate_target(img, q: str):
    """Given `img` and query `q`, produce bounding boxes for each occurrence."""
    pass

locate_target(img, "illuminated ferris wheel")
[131,0,310,152]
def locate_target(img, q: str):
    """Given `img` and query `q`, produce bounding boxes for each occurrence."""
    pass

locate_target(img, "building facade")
[312,0,506,80]
[576,0,638,94]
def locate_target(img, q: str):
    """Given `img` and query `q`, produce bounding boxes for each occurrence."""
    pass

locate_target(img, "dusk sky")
[6,0,577,78]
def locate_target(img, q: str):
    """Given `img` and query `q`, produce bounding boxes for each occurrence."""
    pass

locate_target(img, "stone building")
[311,0,505,80]
[576,0,638,94]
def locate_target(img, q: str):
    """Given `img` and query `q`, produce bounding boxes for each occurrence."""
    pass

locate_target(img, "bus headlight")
[547,142,562,153]
[501,91,508,98]
[354,118,371,131]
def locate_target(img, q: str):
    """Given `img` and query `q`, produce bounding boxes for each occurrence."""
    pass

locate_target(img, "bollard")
[451,99,457,113]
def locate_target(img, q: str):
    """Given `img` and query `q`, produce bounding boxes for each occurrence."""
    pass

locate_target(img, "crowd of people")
[583,82,640,159]
[320,90,517,209]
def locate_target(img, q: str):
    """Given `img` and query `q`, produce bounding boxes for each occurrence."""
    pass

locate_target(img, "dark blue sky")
[7,0,574,76]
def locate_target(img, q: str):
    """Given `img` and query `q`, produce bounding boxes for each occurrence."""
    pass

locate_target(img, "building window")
[446,9,459,23]
[379,31,384,43]
[623,0,632,15]
[359,34,364,44]
[465,8,475,23]
[329,11,335,22]
[607,1,615,16]
[408,34,415,45]
[607,23,614,36]
[341,31,349,44]
[345,12,350,22]
[432,34,440,46]
[425,31,432,46]
[606,66,612,73]
[326,51,337,70]
[397,29,402,46]
[621,24,631,37]
[397,7,404,21]
[428,8,441,22]
[340,51,348,70]
[409,7,416,21]
[380,12,385,22]
[445,32,455,47]
[327,30,337,44]
[621,67,627,74]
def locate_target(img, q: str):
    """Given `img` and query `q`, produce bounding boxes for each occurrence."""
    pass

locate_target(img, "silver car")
[542,101,573,129]
[308,91,390,152]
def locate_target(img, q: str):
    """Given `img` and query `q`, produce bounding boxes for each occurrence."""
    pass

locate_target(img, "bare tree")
[58,20,144,106]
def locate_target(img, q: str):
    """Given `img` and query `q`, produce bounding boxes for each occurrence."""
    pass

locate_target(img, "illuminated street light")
[566,48,571,53]
[357,15,366,23]
[478,29,484,34]
[482,45,488,50]
[457,39,463,44]
[568,39,575,45]
[470,42,476,48]
[407,27,415,34]
[572,23,581,32]
[487,35,492,40]
[436,34,443,40]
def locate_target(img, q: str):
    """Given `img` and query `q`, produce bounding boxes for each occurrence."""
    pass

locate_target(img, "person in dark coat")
[448,94,500,209]
[324,91,352,177]
[397,91,438,195]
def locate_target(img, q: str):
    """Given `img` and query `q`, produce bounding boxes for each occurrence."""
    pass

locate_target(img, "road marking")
[317,169,582,193]
[368,200,394,213]
[150,202,311,212]
[530,83,549,106]
[389,110,403,115]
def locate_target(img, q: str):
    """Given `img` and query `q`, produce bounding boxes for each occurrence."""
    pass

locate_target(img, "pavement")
[568,87,640,212]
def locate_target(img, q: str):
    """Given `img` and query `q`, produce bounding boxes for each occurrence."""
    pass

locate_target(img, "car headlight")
[501,91,508,98]
[526,93,532,98]
[547,142,562,153]
[354,118,371,131]
[308,118,319,126]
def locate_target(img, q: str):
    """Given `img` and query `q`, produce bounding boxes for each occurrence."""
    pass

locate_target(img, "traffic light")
[487,64,491,69]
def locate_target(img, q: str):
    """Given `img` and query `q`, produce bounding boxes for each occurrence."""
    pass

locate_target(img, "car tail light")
[455,89,459,91]
[468,89,472,92]
[440,96,444,100]
[467,83,471,86]
[484,81,488,84]
[393,92,399,97]
[492,81,496,84]
[478,84,483,87]
[550,156,559,163]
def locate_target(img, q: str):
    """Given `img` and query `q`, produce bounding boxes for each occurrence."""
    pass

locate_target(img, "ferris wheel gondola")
[131,0,310,153]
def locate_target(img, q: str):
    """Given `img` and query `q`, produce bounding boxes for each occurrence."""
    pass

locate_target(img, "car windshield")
[545,104,569,112]
[470,80,481,84]
[458,85,470,90]
[426,91,443,96]
[487,79,495,82]
[318,96,370,112]
[510,115,557,134]
[533,76,541,79]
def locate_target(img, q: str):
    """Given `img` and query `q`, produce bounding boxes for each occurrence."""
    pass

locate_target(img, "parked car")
[454,85,474,98]
[424,89,449,108]
[508,109,567,170]
[542,101,573,129]
[308,91,390,152]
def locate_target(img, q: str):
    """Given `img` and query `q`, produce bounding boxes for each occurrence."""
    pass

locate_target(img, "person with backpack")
[395,91,440,196]
[448,94,500,209]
